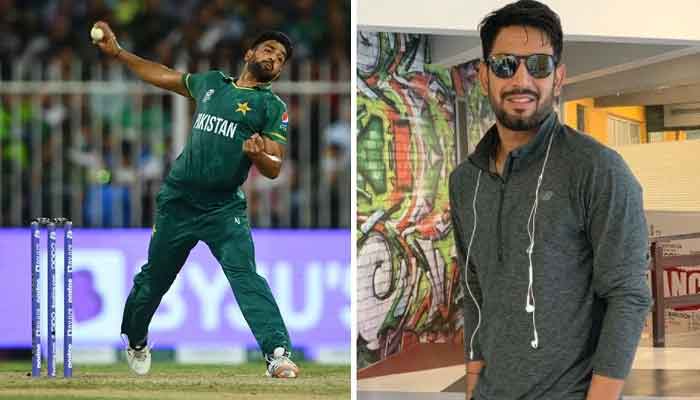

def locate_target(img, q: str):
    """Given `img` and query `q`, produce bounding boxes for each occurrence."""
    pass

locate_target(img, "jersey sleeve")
[181,71,224,102]
[261,96,289,145]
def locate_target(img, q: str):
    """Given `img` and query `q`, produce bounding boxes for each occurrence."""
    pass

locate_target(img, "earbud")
[522,129,555,353]
[531,328,539,349]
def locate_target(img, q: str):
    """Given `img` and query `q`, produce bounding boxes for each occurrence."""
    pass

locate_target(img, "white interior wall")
[358,0,700,214]
[359,0,700,41]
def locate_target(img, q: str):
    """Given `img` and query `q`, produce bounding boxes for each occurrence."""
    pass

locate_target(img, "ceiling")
[429,34,700,105]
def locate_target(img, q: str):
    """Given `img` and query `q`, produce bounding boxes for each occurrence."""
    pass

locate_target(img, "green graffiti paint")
[357,32,483,368]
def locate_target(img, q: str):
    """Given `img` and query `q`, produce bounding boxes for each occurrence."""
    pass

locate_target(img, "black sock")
[131,338,147,350]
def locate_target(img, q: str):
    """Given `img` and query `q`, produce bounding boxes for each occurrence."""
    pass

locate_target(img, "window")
[607,116,641,146]
[686,129,700,141]
[648,131,665,143]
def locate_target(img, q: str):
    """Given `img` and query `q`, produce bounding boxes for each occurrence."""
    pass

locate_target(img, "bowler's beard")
[489,85,554,131]
[248,60,277,82]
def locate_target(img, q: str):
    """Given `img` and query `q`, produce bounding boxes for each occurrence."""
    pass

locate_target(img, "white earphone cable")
[524,131,555,349]
[465,170,482,360]
[464,130,554,355]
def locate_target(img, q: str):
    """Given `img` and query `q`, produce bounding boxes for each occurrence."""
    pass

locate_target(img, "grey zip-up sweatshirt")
[449,112,652,400]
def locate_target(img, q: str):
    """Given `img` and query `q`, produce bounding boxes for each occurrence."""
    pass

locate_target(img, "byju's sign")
[0,229,350,360]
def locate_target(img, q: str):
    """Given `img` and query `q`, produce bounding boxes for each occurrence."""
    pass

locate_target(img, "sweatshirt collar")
[469,111,559,174]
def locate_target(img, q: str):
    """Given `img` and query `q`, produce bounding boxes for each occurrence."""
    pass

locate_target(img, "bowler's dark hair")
[250,31,294,62]
[479,0,563,62]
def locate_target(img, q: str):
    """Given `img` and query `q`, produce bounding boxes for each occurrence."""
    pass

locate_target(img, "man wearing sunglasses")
[449,1,651,399]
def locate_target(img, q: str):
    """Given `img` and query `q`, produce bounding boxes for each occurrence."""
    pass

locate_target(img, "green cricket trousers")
[120,190,291,355]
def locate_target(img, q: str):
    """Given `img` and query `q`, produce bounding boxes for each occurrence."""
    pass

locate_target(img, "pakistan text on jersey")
[193,113,238,139]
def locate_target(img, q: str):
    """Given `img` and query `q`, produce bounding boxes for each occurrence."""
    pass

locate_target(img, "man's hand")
[466,361,484,400]
[243,134,284,179]
[243,134,267,161]
[585,374,624,400]
[91,21,122,58]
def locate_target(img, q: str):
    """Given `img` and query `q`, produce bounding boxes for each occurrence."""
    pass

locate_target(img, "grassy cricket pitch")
[0,361,349,399]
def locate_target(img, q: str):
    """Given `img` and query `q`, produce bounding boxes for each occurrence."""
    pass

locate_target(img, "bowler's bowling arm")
[115,51,190,98]
[92,21,189,97]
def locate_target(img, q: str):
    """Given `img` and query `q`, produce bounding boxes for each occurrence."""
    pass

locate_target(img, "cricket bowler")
[91,20,299,378]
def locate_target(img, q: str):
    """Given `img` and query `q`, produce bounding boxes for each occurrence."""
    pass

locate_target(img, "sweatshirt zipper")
[497,180,505,262]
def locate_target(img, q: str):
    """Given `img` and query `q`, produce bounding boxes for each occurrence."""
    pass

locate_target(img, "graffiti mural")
[356,32,495,368]
[357,32,468,368]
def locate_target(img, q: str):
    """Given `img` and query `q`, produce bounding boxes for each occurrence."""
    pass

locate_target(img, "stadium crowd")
[1,0,349,78]
[0,0,350,228]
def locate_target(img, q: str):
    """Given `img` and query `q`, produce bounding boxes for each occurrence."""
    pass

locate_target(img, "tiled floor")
[359,365,464,392]
[624,370,700,397]
[358,346,700,399]
[632,347,700,370]
[358,395,700,400]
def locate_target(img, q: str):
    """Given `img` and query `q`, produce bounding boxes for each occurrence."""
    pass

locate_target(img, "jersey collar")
[223,75,272,91]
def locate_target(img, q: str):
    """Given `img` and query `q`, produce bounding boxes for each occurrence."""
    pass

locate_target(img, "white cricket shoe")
[125,343,151,375]
[265,347,299,378]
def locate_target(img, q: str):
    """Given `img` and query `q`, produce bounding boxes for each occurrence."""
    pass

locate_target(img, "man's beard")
[248,60,277,82]
[490,86,554,131]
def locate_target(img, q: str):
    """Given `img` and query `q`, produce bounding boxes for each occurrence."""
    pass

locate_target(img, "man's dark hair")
[478,0,563,62]
[250,31,294,62]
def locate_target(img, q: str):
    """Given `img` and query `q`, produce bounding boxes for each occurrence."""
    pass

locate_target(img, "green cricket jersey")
[164,70,289,213]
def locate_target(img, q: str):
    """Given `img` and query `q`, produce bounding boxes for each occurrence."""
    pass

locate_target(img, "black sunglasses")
[485,54,557,79]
